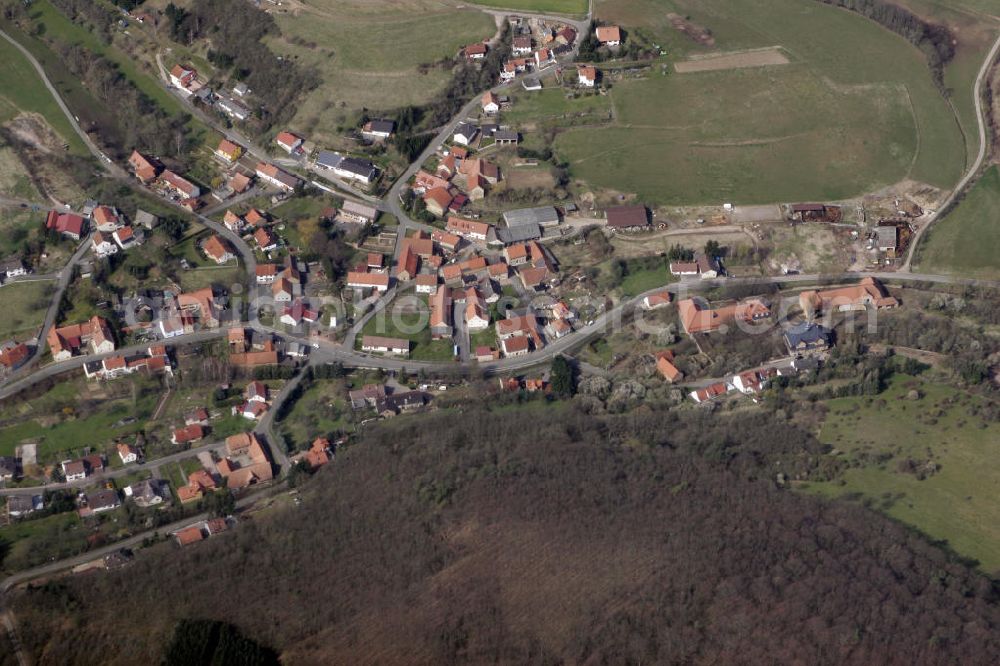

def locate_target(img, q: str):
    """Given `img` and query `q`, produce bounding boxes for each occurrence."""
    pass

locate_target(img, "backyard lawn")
[0,280,53,340]
[0,377,159,461]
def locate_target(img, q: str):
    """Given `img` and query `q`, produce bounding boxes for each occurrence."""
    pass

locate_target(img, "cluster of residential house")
[175,431,273,502]
[85,205,144,257]
[348,217,566,358]
[228,327,285,368]
[83,344,172,381]
[416,139,506,214]
[233,380,271,420]
[348,383,430,418]
[173,517,231,546]
[128,151,203,210]
[498,20,577,84]
[158,287,225,337]
[48,316,116,361]
[172,407,211,446]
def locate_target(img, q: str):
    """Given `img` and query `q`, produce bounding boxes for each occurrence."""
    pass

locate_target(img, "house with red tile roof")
[245,208,268,227]
[596,25,622,45]
[253,227,278,252]
[112,225,137,250]
[219,432,273,490]
[431,230,462,253]
[482,91,499,115]
[174,526,205,546]
[677,298,771,335]
[202,234,235,264]
[423,187,454,217]
[45,211,85,240]
[255,162,300,192]
[689,382,730,403]
[48,316,115,361]
[413,170,451,194]
[275,131,303,154]
[160,170,201,199]
[0,342,29,371]
[799,277,898,316]
[305,437,331,468]
[642,290,672,310]
[128,151,161,183]
[215,139,243,163]
[501,335,530,357]
[464,42,488,59]
[347,271,390,292]
[430,288,453,338]
[415,273,438,294]
[172,424,205,445]
[397,245,419,281]
[229,172,253,194]
[465,288,490,331]
[446,216,491,241]
[91,205,120,232]
[655,351,683,383]
[578,64,597,87]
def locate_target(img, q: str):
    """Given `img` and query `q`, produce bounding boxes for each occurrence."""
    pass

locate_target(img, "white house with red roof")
[275,131,303,154]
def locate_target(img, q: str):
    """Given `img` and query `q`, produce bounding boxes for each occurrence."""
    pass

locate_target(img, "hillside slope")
[10,408,1000,664]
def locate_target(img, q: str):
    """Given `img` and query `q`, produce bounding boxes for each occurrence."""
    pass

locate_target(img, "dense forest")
[9,405,1000,664]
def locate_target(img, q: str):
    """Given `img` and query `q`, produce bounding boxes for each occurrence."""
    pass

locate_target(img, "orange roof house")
[423,187,454,216]
[128,150,161,182]
[446,216,491,240]
[799,277,898,316]
[202,235,234,263]
[397,245,419,280]
[642,290,673,310]
[305,437,331,468]
[401,232,434,258]
[596,25,622,44]
[655,351,683,382]
[215,139,243,162]
[174,526,205,546]
[677,298,771,335]
[219,433,272,490]
[229,172,252,193]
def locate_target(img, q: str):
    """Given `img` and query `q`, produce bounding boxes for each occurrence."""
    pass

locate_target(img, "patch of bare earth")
[674,47,790,74]
[666,12,715,46]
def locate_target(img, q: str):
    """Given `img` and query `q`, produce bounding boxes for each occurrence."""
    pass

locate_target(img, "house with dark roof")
[605,205,649,232]
[783,322,832,355]
[363,119,395,139]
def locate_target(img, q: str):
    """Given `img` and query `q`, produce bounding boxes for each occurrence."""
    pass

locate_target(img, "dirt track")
[674,47,790,73]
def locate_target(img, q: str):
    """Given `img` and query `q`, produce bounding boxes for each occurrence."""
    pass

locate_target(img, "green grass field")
[504,87,614,126]
[464,0,588,14]
[279,378,354,450]
[555,0,967,205]
[0,35,86,155]
[359,297,455,361]
[0,280,53,341]
[915,166,1000,278]
[267,0,495,147]
[0,378,157,461]
[805,374,1000,572]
